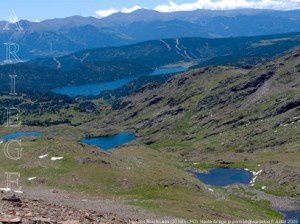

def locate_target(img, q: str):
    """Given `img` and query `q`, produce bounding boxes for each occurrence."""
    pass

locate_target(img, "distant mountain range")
[0,32,299,94]
[33,32,300,70]
[1,9,300,60]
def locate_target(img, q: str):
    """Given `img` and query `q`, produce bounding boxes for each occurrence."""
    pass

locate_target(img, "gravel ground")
[0,187,169,224]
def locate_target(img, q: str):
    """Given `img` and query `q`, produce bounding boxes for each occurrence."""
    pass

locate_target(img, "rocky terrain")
[0,193,125,223]
[0,186,163,224]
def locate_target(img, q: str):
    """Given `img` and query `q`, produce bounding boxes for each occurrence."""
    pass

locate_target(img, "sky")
[1,0,300,21]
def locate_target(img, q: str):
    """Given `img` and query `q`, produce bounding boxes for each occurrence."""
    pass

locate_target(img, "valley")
[1,6,300,222]
[1,32,300,96]
[0,45,299,221]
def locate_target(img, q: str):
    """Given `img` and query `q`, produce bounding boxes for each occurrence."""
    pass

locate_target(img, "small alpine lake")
[190,168,253,186]
[81,132,136,151]
[0,131,43,142]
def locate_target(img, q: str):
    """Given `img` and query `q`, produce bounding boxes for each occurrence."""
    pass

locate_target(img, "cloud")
[96,5,142,18]
[154,0,300,12]
[121,5,142,13]
[96,0,300,18]
[96,8,118,18]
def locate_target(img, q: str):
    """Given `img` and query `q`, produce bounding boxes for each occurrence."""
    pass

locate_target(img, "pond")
[52,66,188,97]
[190,168,253,186]
[81,132,136,151]
[0,131,43,142]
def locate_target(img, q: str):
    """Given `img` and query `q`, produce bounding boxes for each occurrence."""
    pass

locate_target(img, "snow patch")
[250,169,263,185]
[51,157,64,161]
[252,169,263,176]
[0,188,11,192]
[0,188,23,194]
[39,154,48,159]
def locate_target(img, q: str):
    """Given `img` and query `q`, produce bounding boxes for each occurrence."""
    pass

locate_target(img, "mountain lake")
[52,66,188,97]
[81,132,136,151]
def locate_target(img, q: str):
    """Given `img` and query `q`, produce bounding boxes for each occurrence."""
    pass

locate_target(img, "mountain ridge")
[1,31,300,94]
[2,9,300,60]
[34,31,300,70]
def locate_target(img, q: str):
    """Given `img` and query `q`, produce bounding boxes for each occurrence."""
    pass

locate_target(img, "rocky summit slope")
[0,192,126,224]
[95,48,300,197]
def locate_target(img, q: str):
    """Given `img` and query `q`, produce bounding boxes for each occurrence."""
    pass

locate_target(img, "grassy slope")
[0,132,282,220]
[93,48,300,197]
